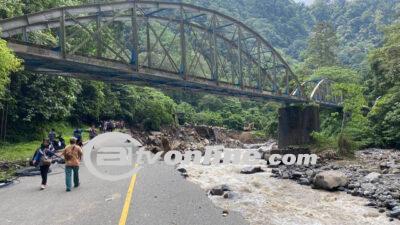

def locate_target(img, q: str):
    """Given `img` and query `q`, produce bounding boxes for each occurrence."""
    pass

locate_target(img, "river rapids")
[181,145,398,225]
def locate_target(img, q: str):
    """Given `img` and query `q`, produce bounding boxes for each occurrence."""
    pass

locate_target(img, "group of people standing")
[100,120,124,133]
[33,123,122,191]
[32,129,84,192]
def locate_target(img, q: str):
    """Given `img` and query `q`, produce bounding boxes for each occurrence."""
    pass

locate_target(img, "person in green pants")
[62,138,83,192]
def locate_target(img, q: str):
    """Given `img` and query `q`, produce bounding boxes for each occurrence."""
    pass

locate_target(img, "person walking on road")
[48,128,56,146]
[73,128,83,147]
[32,139,55,190]
[89,125,97,140]
[62,137,83,192]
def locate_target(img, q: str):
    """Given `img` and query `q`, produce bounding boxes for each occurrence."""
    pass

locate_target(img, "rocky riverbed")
[136,125,400,223]
[178,144,400,225]
[270,148,400,221]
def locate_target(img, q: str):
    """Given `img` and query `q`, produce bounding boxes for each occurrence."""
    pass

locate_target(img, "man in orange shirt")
[62,137,83,192]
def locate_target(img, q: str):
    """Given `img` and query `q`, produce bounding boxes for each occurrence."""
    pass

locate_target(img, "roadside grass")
[0,125,90,181]
[0,125,90,163]
[0,141,40,162]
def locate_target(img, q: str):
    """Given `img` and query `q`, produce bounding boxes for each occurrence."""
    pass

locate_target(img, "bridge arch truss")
[0,1,342,108]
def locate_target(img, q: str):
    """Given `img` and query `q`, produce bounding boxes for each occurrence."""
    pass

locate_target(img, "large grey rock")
[240,166,264,174]
[313,170,348,191]
[223,191,238,199]
[298,178,311,185]
[209,184,231,196]
[361,182,377,194]
[364,172,381,183]
[388,206,400,218]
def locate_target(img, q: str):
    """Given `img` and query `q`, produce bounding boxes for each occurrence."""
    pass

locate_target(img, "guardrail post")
[146,18,152,68]
[96,11,102,58]
[180,5,187,79]
[131,3,139,71]
[257,39,262,92]
[237,26,243,89]
[285,69,289,95]
[211,14,218,84]
[272,54,277,93]
[22,27,28,42]
[60,8,66,58]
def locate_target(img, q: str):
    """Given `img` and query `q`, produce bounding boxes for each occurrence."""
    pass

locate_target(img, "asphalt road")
[0,133,248,225]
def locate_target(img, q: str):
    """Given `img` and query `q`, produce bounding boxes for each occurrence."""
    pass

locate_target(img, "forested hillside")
[182,0,314,60]
[182,0,400,70]
[0,0,399,151]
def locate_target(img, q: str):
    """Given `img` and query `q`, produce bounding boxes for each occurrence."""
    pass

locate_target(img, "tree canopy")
[0,38,21,102]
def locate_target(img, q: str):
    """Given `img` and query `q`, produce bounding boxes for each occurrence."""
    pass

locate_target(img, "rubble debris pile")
[132,125,259,155]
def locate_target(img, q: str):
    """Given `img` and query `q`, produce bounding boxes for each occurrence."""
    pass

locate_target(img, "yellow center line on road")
[118,165,139,225]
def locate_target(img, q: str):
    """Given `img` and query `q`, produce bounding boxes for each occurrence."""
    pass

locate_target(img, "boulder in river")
[298,178,311,185]
[209,184,231,196]
[363,172,381,183]
[388,206,400,218]
[313,170,348,191]
[223,191,238,199]
[240,166,264,174]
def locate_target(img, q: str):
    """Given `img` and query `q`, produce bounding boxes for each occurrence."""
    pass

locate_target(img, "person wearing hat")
[61,137,83,192]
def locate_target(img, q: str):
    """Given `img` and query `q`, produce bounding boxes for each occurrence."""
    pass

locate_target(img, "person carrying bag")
[32,138,55,190]
[62,137,83,192]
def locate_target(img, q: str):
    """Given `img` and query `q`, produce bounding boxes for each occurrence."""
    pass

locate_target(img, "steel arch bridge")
[0,1,342,108]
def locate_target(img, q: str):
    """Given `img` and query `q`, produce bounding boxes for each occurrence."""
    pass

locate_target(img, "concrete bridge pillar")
[278,105,320,148]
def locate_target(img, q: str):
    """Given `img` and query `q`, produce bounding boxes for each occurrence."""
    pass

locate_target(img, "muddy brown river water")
[182,146,399,225]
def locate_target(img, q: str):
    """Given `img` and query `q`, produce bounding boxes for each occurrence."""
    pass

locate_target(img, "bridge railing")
[0,1,342,107]
[291,79,343,106]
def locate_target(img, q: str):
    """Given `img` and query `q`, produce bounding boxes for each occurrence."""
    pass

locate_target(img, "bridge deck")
[10,42,342,107]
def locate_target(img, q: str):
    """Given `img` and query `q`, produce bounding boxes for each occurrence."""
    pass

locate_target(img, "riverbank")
[126,125,400,223]
[270,148,400,221]
[182,161,394,224]
[179,144,400,224]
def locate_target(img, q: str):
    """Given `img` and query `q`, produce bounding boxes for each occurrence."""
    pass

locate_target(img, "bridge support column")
[278,105,320,148]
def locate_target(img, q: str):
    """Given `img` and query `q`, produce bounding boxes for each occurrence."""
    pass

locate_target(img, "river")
[181,146,398,225]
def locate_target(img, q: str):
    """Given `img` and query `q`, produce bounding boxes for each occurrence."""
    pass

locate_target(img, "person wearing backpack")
[62,137,83,192]
[32,138,55,190]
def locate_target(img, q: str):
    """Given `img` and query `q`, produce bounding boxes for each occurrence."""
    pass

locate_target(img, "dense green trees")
[309,0,400,69]
[184,0,314,59]
[309,66,370,152]
[183,0,400,70]
[3,72,79,140]
[307,20,400,151]
[71,81,106,123]
[174,94,278,135]
[366,23,400,148]
[304,22,339,68]
[0,38,21,101]
[310,66,360,83]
